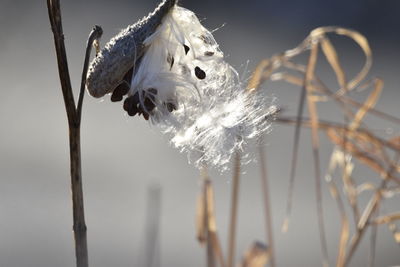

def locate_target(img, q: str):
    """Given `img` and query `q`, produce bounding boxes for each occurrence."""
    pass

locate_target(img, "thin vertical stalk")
[69,125,88,267]
[345,187,382,266]
[258,143,276,267]
[227,152,241,267]
[305,42,329,267]
[204,178,216,267]
[368,205,379,267]
[283,82,307,233]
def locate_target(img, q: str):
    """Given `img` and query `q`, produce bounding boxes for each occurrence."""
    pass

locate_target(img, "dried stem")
[227,152,241,267]
[77,25,103,124]
[344,184,383,266]
[345,153,399,265]
[252,26,400,267]
[204,179,216,267]
[305,42,329,267]
[282,82,307,233]
[368,205,379,267]
[258,142,276,267]
[47,1,102,266]
[324,152,349,267]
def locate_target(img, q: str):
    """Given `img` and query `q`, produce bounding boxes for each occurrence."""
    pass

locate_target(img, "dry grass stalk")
[368,205,379,267]
[304,41,330,267]
[257,144,275,267]
[249,26,400,267]
[197,169,226,267]
[227,152,241,267]
[326,150,351,267]
[194,25,399,267]
[247,48,277,267]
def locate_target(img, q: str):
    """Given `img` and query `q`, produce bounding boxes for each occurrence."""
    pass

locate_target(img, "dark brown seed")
[111,82,130,102]
[128,106,138,116]
[123,96,131,112]
[123,96,138,116]
[183,44,190,55]
[204,51,214,56]
[143,112,150,120]
[194,66,206,80]
[132,92,140,102]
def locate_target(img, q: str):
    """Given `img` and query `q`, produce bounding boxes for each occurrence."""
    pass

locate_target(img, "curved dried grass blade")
[349,78,383,131]
[320,37,347,92]
[246,59,271,92]
[309,27,372,91]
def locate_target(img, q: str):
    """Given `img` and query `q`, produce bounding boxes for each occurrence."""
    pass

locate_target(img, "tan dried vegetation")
[195,27,400,267]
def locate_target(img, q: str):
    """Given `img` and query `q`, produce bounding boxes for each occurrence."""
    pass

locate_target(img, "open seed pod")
[86,0,177,98]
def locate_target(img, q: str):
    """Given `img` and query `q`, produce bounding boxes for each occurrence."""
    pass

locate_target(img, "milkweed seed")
[111,82,130,102]
[183,44,190,55]
[194,66,206,79]
[123,96,138,116]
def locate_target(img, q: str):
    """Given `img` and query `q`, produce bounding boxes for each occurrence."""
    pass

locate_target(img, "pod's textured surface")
[86,0,177,98]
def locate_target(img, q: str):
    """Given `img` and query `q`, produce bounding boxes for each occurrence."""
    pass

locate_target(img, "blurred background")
[0,0,399,266]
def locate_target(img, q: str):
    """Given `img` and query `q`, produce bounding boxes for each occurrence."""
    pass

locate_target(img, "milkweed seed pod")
[86,0,177,98]
[86,0,277,170]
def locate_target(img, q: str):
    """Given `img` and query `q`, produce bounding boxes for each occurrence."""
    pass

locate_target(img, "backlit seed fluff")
[86,0,277,170]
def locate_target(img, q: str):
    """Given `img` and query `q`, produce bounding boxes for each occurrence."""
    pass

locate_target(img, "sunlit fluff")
[128,6,277,170]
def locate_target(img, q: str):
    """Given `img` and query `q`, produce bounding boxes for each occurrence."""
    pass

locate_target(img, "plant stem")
[258,144,276,267]
[47,1,102,266]
[283,81,307,233]
[227,152,241,267]
[69,125,88,267]
[205,180,216,267]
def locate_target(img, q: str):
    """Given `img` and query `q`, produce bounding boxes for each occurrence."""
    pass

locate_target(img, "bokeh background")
[0,0,399,266]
